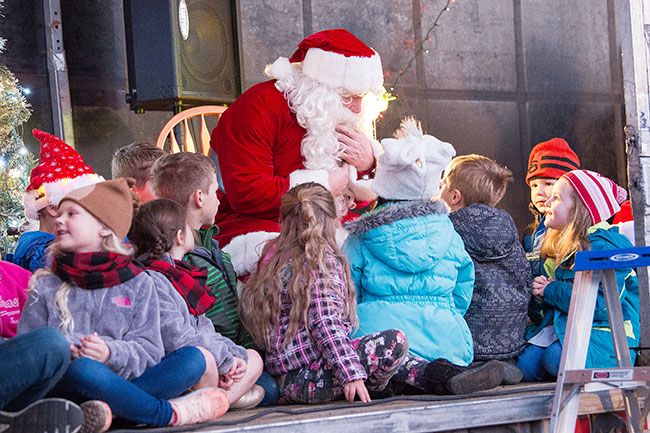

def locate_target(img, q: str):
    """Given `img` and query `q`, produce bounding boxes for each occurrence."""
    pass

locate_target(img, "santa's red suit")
[211,80,307,247]
[211,29,384,250]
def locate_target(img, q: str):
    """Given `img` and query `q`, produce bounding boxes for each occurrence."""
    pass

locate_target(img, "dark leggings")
[280,329,408,404]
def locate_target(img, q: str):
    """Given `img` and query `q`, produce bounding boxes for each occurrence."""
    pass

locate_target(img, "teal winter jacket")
[544,224,640,368]
[344,200,475,366]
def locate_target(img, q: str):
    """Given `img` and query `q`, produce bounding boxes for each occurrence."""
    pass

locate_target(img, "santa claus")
[211,28,386,267]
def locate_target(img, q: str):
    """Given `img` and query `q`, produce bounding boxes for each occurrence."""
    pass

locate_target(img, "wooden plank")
[108,385,636,433]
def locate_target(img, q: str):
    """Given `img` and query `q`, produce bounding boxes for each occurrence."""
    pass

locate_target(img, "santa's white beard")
[273,66,377,171]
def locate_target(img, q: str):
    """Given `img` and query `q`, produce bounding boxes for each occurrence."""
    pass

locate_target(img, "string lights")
[386,0,459,95]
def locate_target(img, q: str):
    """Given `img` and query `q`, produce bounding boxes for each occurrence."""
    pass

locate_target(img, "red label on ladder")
[590,369,634,381]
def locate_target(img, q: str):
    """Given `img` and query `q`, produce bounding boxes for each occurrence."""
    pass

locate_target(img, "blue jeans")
[0,328,71,411]
[517,341,562,382]
[53,346,205,427]
[256,371,280,406]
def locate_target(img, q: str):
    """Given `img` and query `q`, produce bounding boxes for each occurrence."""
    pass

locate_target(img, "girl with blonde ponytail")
[241,183,408,404]
[19,179,229,431]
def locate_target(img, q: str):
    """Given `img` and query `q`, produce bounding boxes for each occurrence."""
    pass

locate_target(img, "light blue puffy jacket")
[344,200,475,366]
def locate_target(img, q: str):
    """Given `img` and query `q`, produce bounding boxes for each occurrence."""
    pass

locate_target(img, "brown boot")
[169,387,229,426]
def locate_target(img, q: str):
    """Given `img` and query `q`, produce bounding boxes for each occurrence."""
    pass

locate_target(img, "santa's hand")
[336,125,374,172]
[328,163,350,197]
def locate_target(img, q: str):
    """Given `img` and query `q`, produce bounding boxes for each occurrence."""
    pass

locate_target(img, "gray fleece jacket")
[147,270,248,372]
[18,272,164,380]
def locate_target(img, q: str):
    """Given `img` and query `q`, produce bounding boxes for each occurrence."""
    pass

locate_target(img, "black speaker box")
[124,0,241,111]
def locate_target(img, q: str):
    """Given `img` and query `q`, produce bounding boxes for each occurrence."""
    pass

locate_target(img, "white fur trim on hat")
[300,48,383,94]
[266,57,294,82]
[22,189,48,220]
[43,173,105,207]
[289,169,330,190]
[223,231,279,277]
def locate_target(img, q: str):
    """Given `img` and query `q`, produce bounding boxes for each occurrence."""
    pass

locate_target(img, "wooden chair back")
[155,105,227,155]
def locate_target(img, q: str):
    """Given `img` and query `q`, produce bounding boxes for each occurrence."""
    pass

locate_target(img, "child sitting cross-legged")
[18,179,229,432]
[241,183,409,404]
[344,118,503,396]
[517,170,639,381]
[129,198,265,410]
[439,154,531,384]
[152,152,279,405]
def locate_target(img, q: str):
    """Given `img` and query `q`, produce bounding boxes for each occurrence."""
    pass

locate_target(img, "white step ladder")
[549,246,650,433]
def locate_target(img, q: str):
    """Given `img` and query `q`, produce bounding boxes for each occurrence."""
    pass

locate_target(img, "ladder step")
[564,368,650,384]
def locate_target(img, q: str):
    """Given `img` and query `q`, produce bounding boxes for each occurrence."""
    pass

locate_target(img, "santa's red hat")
[269,28,383,94]
[23,129,104,220]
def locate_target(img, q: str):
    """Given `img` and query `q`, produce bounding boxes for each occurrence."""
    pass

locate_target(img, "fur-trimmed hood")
[345,199,448,235]
[344,200,454,274]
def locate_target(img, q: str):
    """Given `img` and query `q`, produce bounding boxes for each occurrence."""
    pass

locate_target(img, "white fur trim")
[347,165,376,202]
[267,57,294,81]
[223,231,279,276]
[300,48,383,94]
[289,169,330,190]
[43,173,105,207]
[22,190,47,220]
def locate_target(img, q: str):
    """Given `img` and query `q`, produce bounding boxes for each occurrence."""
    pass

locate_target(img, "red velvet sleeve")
[212,93,290,220]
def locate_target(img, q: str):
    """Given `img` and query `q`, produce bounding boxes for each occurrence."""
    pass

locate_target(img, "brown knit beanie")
[59,178,135,239]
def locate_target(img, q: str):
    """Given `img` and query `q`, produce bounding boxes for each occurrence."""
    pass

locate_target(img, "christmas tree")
[0,0,34,258]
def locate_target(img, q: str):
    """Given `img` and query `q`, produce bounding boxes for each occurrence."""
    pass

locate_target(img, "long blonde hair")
[30,231,133,336]
[540,184,592,265]
[240,183,357,349]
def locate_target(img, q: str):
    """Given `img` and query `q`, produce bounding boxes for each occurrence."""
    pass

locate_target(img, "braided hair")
[129,199,188,261]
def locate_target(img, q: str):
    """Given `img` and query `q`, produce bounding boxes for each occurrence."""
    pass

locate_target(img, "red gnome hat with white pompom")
[23,129,104,220]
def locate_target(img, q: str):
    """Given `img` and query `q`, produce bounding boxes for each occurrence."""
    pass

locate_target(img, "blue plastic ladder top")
[574,246,650,271]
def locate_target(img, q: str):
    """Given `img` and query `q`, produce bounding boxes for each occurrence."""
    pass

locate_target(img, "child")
[0,261,30,338]
[344,119,503,395]
[517,170,639,381]
[151,153,280,404]
[129,198,265,409]
[18,179,229,431]
[439,154,531,381]
[523,138,580,276]
[151,152,251,347]
[241,183,409,404]
[8,130,104,272]
[111,141,166,203]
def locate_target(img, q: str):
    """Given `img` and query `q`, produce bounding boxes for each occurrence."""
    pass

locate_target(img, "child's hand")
[69,344,80,359]
[343,379,371,403]
[79,332,110,363]
[228,357,247,382]
[532,276,551,298]
[218,374,234,390]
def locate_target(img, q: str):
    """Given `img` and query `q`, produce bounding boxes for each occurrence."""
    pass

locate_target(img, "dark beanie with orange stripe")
[525,138,580,186]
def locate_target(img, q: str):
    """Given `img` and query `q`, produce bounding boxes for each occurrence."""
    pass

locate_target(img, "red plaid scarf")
[52,252,144,289]
[143,259,216,316]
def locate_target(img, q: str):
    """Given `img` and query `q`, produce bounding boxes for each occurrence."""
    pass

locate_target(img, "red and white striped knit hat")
[561,170,628,224]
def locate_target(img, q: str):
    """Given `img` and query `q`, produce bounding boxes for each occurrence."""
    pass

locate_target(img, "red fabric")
[28,129,96,192]
[613,199,634,224]
[526,137,580,186]
[211,81,306,246]
[51,252,144,290]
[289,28,375,63]
[143,259,215,316]
[0,261,30,338]
[562,170,627,224]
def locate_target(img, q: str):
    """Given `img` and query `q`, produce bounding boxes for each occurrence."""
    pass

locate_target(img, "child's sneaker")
[0,398,84,433]
[80,400,112,433]
[230,385,265,411]
[445,360,504,395]
[169,387,229,426]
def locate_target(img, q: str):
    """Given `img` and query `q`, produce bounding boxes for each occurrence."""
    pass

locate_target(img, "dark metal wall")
[1,0,625,232]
